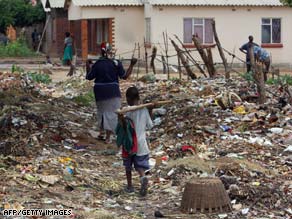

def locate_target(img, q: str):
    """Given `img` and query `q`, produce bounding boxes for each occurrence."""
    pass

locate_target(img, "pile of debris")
[0,70,291,219]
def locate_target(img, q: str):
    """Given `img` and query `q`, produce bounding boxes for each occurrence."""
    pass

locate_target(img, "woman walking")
[63,32,73,66]
[86,43,137,144]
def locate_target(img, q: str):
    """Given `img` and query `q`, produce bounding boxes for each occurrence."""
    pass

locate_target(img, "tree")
[0,0,45,33]
[281,0,292,6]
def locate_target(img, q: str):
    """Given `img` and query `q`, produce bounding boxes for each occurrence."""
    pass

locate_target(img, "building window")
[96,19,109,43]
[145,18,151,44]
[261,18,281,44]
[183,18,214,44]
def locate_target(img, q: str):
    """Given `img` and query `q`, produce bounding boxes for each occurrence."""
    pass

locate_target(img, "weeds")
[266,75,292,86]
[26,72,52,84]
[0,39,35,57]
[73,91,95,106]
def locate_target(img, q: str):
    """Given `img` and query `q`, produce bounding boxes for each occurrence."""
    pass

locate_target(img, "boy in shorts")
[120,87,153,196]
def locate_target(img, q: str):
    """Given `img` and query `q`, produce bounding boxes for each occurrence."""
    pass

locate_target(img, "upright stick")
[136,42,141,80]
[144,37,149,74]
[150,46,157,74]
[212,20,229,79]
[177,51,182,80]
[249,45,266,104]
[163,31,170,80]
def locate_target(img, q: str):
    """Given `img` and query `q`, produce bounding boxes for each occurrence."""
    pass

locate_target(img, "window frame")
[183,17,214,44]
[261,17,282,44]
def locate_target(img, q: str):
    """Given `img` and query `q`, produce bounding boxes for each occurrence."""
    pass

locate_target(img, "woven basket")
[181,177,232,214]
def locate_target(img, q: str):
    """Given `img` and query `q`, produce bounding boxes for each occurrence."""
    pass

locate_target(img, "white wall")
[149,6,292,68]
[69,6,145,59]
[68,4,292,68]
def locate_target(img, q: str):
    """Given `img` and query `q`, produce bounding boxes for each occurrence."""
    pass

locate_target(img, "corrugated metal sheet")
[72,0,143,6]
[47,0,66,8]
[148,0,283,7]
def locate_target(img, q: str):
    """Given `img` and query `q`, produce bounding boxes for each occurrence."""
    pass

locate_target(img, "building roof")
[148,0,283,7]
[71,0,143,6]
[45,0,66,8]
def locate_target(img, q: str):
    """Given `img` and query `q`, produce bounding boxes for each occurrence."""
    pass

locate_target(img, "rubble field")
[0,69,291,219]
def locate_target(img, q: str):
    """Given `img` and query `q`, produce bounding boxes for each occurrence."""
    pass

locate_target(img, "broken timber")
[192,35,216,78]
[174,35,206,77]
[170,40,197,79]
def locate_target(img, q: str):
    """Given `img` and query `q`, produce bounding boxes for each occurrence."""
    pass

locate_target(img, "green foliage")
[280,0,292,6]
[11,64,25,73]
[266,75,292,85]
[0,39,35,57]
[240,71,254,82]
[73,91,95,106]
[0,0,45,33]
[27,72,52,84]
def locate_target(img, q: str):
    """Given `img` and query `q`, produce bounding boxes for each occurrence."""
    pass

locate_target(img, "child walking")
[116,87,153,196]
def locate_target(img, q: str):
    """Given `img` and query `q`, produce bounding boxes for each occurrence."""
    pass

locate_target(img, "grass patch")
[0,39,35,57]
[72,91,95,106]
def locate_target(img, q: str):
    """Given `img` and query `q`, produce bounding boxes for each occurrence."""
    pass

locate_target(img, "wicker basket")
[181,177,232,214]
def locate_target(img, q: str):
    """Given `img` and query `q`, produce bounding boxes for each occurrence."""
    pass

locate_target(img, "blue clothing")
[123,154,150,171]
[86,57,126,101]
[240,42,259,61]
[254,46,269,61]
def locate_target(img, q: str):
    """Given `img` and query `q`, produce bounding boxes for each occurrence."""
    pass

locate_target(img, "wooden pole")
[192,35,216,78]
[163,31,170,80]
[144,37,149,74]
[177,51,182,80]
[171,39,197,80]
[249,45,266,104]
[136,42,140,80]
[212,20,229,79]
[174,35,206,77]
[150,46,157,74]
[161,55,167,74]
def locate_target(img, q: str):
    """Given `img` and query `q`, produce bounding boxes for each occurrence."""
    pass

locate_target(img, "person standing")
[63,32,73,66]
[31,29,38,51]
[240,35,259,72]
[254,46,270,81]
[86,43,137,144]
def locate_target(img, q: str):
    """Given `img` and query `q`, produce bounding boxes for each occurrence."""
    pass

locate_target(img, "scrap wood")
[174,34,206,77]
[170,39,197,80]
[116,100,171,114]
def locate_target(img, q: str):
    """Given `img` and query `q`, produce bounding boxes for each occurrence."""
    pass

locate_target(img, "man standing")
[86,43,137,144]
[31,29,38,51]
[240,35,259,72]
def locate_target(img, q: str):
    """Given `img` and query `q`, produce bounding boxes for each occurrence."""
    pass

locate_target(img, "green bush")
[27,72,52,84]
[0,40,35,57]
